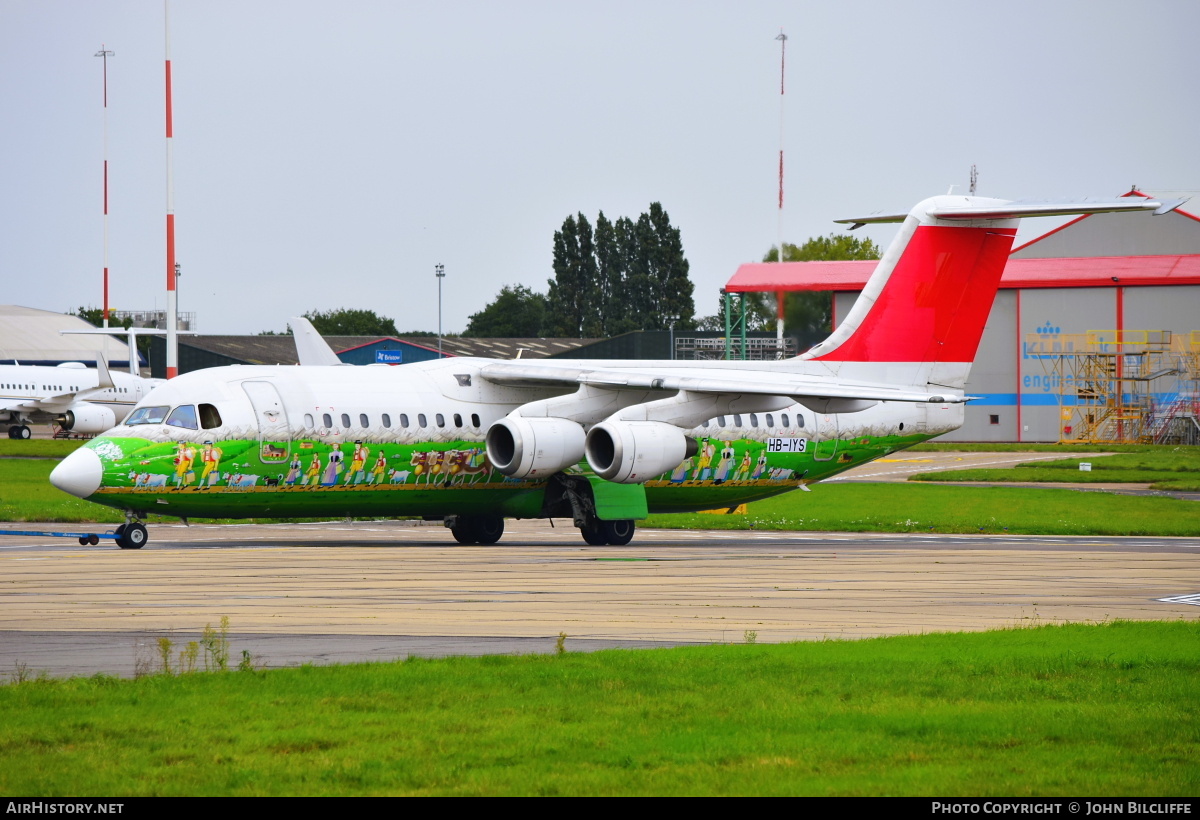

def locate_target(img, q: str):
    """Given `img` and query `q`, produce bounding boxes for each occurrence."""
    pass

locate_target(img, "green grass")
[1,621,1196,796]
[908,442,1172,453]
[0,458,125,523]
[649,482,1200,536]
[0,438,88,458]
[910,450,1200,492]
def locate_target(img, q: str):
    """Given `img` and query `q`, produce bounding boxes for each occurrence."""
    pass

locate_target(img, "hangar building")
[0,305,136,370]
[726,191,1200,443]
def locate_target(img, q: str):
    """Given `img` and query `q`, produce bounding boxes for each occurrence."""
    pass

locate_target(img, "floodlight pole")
[775,29,787,349]
[435,263,445,357]
[164,0,178,378]
[95,45,114,328]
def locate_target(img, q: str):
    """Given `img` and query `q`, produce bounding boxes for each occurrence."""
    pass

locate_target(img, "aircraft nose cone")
[50,447,103,499]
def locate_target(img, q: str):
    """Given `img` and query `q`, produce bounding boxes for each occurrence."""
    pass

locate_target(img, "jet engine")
[585,420,697,484]
[484,416,586,479]
[56,404,117,434]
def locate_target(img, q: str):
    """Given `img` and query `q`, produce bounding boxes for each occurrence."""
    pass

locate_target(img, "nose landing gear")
[114,517,148,549]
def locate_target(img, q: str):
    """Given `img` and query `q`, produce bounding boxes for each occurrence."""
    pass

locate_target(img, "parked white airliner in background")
[1,358,162,439]
[49,193,1182,548]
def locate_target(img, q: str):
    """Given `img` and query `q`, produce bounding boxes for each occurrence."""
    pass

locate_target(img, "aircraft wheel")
[580,522,608,546]
[116,522,147,550]
[601,519,636,546]
[450,518,478,545]
[6,428,16,439]
[78,536,89,545]
[13,425,31,440]
[474,515,504,545]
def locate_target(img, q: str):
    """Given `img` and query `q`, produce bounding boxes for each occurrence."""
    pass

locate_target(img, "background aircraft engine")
[485,416,586,478]
[585,421,697,484]
[56,404,117,434]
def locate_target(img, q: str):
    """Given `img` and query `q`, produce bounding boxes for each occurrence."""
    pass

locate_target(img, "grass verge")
[910,450,1200,492]
[648,482,1200,536]
[1,620,1196,796]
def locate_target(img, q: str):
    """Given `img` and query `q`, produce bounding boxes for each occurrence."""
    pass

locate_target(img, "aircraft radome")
[49,194,1183,549]
[1,357,162,440]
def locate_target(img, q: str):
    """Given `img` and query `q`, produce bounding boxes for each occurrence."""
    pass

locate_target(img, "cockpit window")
[125,405,170,426]
[166,405,199,430]
[199,404,223,429]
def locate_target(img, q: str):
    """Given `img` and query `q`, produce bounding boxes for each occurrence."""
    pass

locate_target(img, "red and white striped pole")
[164,1,178,378]
[774,30,787,346]
[95,45,114,328]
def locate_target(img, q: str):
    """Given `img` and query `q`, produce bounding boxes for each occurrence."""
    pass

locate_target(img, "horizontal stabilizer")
[835,196,1180,230]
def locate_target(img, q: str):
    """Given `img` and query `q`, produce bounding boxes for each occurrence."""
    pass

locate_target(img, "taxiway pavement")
[1,519,1196,678]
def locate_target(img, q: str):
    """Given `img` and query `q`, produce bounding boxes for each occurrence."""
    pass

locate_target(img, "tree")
[546,213,603,337]
[464,284,549,337]
[302,308,399,337]
[545,203,696,337]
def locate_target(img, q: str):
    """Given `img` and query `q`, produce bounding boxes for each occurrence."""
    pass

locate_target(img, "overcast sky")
[3,0,1197,336]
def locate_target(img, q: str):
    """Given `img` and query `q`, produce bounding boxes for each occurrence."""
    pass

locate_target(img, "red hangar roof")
[725,254,1200,293]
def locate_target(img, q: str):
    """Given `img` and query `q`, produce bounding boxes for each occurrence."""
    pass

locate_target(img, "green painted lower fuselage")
[82,430,931,521]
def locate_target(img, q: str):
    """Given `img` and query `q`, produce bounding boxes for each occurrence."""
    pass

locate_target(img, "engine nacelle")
[485,415,586,479]
[57,404,117,434]
[585,421,697,484]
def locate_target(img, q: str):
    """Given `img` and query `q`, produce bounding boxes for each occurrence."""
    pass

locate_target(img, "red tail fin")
[803,194,1176,367]
[812,224,1016,363]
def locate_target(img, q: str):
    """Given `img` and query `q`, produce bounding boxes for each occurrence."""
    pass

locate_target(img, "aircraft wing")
[478,362,963,404]
[0,390,78,413]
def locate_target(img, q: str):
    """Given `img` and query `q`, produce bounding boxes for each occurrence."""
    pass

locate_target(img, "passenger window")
[382,413,391,428]
[749,413,758,427]
[359,413,369,428]
[796,414,805,428]
[323,413,333,428]
[716,416,726,427]
[436,413,445,428]
[782,413,790,428]
[400,413,410,428]
[304,413,314,428]
[733,414,743,427]
[199,404,222,429]
[766,413,774,428]
[453,413,463,428]
[418,413,427,428]
[471,413,481,427]
[340,413,350,428]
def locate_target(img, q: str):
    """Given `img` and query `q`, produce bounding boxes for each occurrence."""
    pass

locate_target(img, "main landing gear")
[579,519,636,546]
[7,425,31,440]
[445,514,504,545]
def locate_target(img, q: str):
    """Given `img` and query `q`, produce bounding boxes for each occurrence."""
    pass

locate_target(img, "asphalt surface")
[1,518,1197,679]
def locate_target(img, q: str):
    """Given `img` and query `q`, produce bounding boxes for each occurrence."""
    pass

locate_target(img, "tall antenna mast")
[164,0,178,378]
[95,45,114,328]
[969,164,978,196]
[775,29,788,346]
